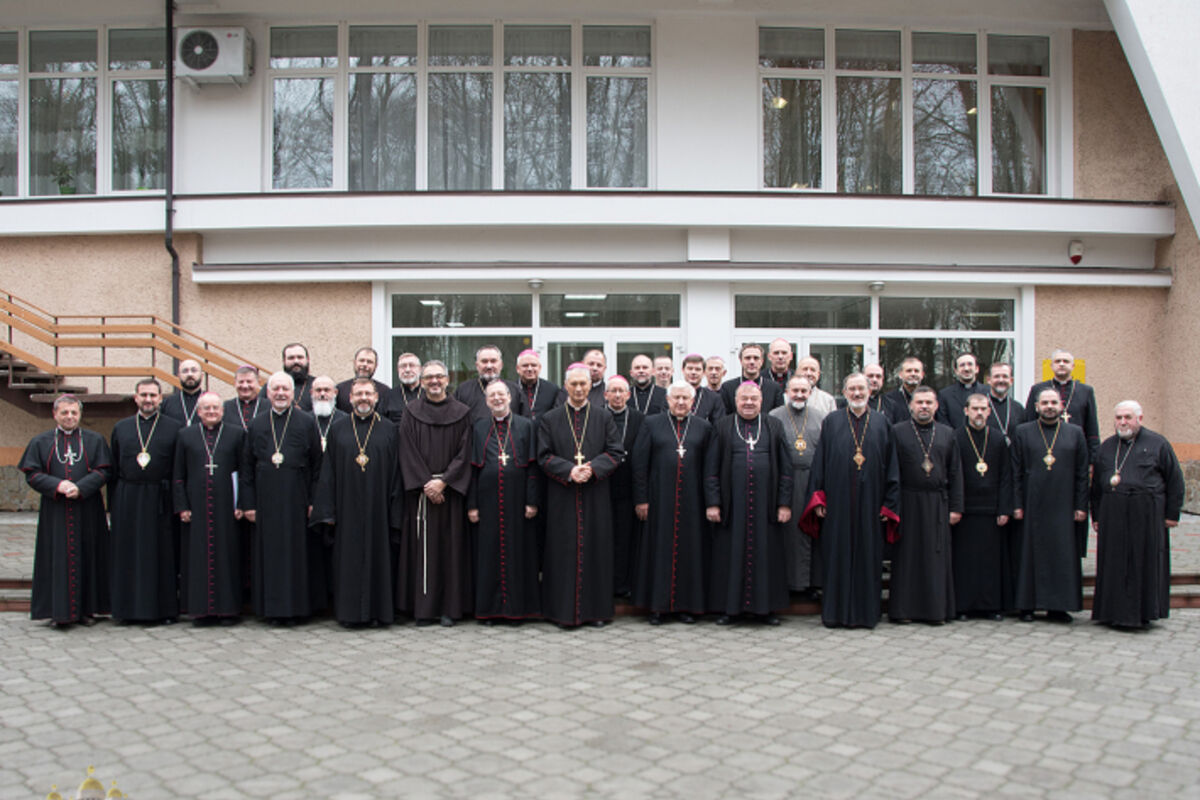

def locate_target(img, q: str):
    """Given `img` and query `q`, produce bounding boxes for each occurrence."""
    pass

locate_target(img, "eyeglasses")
[422,374,448,381]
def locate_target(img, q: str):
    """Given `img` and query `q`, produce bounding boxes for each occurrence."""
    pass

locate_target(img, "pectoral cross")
[574,451,585,466]
[498,451,510,466]
[205,461,219,476]
[1062,411,1071,423]
[676,445,687,459]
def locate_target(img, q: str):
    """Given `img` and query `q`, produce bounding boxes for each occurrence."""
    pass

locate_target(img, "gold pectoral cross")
[574,451,585,466]
[499,451,510,466]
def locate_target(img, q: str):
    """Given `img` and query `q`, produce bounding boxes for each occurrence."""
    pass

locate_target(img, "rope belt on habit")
[416,473,444,596]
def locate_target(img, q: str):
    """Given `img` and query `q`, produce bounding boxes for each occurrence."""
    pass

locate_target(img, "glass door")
[542,336,677,384]
[801,337,874,395]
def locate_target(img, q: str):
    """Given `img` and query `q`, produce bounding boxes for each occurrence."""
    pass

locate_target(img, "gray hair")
[267,371,294,390]
[667,380,696,399]
[53,393,82,413]
[1114,400,1143,416]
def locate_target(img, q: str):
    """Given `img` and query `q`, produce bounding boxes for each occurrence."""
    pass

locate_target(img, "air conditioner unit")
[176,27,253,86]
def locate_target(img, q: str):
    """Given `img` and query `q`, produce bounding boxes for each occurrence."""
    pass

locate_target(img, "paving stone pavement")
[3,609,1200,799]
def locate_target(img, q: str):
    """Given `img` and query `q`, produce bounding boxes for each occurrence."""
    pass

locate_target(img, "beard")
[181,376,201,391]
[400,374,418,387]
[1117,428,1135,440]
[287,363,309,384]
[1038,410,1060,423]
[789,399,807,412]
[354,403,375,417]
[968,419,987,430]
[312,399,335,417]
[634,376,651,388]
[848,399,868,412]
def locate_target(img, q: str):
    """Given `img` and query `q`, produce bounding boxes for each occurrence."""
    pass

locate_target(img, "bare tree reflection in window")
[429,72,492,190]
[112,79,165,190]
[0,81,17,196]
[30,77,97,195]
[992,86,1045,194]
[505,72,570,190]
[913,79,976,196]
[762,78,821,189]
[349,73,416,191]
[272,77,333,189]
[837,76,901,194]
[587,76,647,188]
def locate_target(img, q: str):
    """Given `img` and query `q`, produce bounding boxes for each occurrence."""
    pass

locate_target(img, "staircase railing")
[0,289,267,398]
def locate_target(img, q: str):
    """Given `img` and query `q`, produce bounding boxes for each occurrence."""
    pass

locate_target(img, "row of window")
[0,24,1052,198]
[392,293,1015,332]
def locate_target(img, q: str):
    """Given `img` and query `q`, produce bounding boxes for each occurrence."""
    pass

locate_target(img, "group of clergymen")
[21,338,1184,632]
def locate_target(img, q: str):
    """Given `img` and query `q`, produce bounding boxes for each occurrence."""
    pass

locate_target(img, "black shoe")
[159,617,177,626]
[590,619,610,628]
[439,615,455,627]
[554,622,576,631]
[677,613,695,624]
[988,612,1004,622]
[1018,611,1034,622]
[1047,610,1072,623]
[890,618,912,625]
[763,614,781,626]
[714,615,732,626]
[956,613,969,622]
[478,618,495,626]
[415,618,435,627]
[219,616,241,627]
[647,613,664,625]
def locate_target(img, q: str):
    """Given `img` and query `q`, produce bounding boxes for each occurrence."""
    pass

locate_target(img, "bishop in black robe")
[935,380,986,430]
[630,381,667,416]
[888,416,963,623]
[173,420,246,621]
[396,393,474,623]
[336,377,391,415]
[800,402,901,629]
[953,421,1014,617]
[242,405,324,622]
[311,410,403,626]
[883,386,914,424]
[1011,417,1089,616]
[719,375,783,415]
[162,386,202,427]
[1090,424,1184,628]
[22,420,113,625]
[537,397,624,627]
[455,376,521,423]
[384,383,421,425]
[706,407,793,621]
[109,408,182,623]
[1023,377,1100,463]
[631,411,717,620]
[690,385,725,425]
[516,377,565,421]
[224,394,267,433]
[467,411,540,621]
[607,402,644,597]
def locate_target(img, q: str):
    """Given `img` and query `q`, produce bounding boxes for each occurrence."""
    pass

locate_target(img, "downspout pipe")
[165,0,181,364]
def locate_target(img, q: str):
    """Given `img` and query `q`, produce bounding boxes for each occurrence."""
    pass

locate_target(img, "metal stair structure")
[0,289,267,412]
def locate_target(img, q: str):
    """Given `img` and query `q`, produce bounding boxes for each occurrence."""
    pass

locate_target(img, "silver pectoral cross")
[205,461,219,476]
[65,446,81,465]
[676,445,687,459]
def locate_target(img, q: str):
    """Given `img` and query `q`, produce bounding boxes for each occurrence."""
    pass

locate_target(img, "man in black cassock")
[224,365,266,433]
[537,365,624,628]
[889,386,963,624]
[454,344,520,423]
[243,371,324,625]
[769,375,827,596]
[162,358,204,427]
[335,347,392,414]
[21,394,112,628]
[397,360,474,626]
[1091,401,1184,629]
[466,381,540,623]
[259,343,315,411]
[883,356,923,424]
[173,392,246,624]
[384,351,423,425]
[629,354,667,416]
[311,376,348,453]
[705,381,793,625]
[109,378,181,624]
[583,349,608,406]
[681,354,724,424]
[800,373,901,629]
[514,349,564,421]
[985,362,1024,611]
[719,343,783,414]
[311,379,403,628]
[605,376,644,598]
[935,353,986,430]
[1012,388,1089,622]
[864,364,888,416]
[1023,349,1100,461]
[953,393,1013,620]
[766,338,794,391]
[632,381,717,624]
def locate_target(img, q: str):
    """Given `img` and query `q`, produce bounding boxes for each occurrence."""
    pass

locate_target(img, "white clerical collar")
[607,405,627,415]
[138,411,158,420]
[568,400,588,411]
[492,413,510,422]
[56,426,80,435]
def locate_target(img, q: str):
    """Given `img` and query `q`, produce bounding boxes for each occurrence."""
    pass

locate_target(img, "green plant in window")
[52,160,75,194]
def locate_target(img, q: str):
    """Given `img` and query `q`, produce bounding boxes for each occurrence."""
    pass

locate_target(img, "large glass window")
[504,25,571,191]
[760,27,1051,196]
[270,27,336,189]
[879,296,1014,389]
[392,335,531,386]
[735,295,871,328]
[392,294,532,328]
[541,294,679,327]
[348,26,417,191]
[29,30,97,195]
[0,32,17,197]
[109,29,167,191]
[879,337,1014,389]
[428,25,493,191]
[878,297,1014,331]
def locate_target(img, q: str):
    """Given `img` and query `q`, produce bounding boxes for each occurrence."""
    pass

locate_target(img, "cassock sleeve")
[947,435,964,515]
[1160,439,1185,522]
[1071,430,1089,513]
[239,426,257,511]
[630,422,652,506]
[442,422,473,497]
[108,426,122,500]
[997,441,1014,518]
[172,435,190,514]
[523,422,539,507]
[769,417,793,508]
[1010,430,1027,513]
[306,421,324,499]
[1089,440,1109,520]
[587,413,624,482]
[19,438,60,498]
[702,425,721,509]
[537,414,574,486]
[310,428,336,526]
[74,435,113,499]
[881,425,902,542]
[1082,388,1101,465]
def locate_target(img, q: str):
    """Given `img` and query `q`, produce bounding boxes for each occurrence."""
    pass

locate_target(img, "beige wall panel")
[1074,30,1200,445]
[1033,286,1166,437]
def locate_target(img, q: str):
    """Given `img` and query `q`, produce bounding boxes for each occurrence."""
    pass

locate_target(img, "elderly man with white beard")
[770,375,827,598]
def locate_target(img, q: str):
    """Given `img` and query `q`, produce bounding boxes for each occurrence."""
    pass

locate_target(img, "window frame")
[264,19,655,193]
[757,25,1058,198]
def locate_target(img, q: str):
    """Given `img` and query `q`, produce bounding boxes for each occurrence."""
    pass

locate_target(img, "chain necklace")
[965,424,990,475]
[671,414,692,459]
[179,390,200,426]
[1110,431,1137,487]
[567,402,591,466]
[911,420,937,475]
[399,383,421,408]
[492,415,513,466]
[315,412,335,452]
[607,405,630,443]
[632,383,657,414]
[236,396,261,431]
[734,415,761,450]
[784,403,810,453]
[201,423,223,476]
[988,393,1011,444]
[1055,379,1077,423]
[53,428,82,466]
[352,412,377,472]
[522,379,541,418]
[269,407,292,467]
[1037,418,1062,470]
[135,411,160,469]
[848,408,869,470]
